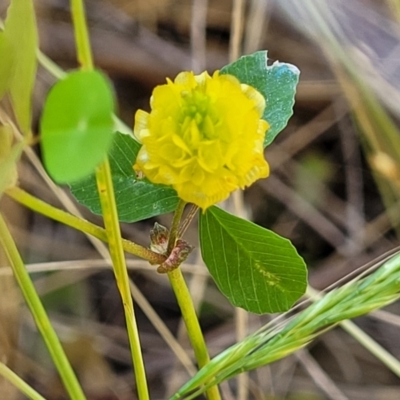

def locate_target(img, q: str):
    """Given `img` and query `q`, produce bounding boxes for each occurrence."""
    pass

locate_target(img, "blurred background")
[1,0,400,399]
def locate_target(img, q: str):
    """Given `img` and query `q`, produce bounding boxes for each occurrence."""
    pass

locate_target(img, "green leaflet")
[40,70,115,184]
[220,50,300,146]
[199,206,307,314]
[70,132,179,222]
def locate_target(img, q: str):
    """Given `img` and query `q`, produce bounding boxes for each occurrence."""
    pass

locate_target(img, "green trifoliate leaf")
[4,0,38,133]
[70,132,179,222]
[220,50,300,146]
[41,70,115,184]
[199,206,307,314]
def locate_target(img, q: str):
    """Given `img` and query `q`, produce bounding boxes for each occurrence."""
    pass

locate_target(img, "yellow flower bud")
[133,70,270,210]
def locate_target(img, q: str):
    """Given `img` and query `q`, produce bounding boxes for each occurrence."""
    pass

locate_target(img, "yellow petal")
[197,141,221,172]
[172,134,192,154]
[174,71,196,88]
[133,110,149,141]
[240,84,266,116]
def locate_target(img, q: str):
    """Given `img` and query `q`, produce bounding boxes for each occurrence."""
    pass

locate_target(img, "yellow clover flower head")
[133,70,270,210]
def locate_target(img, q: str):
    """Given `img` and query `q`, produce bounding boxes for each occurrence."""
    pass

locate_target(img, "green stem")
[70,1,149,398]
[0,214,86,400]
[167,199,187,253]
[168,268,221,400]
[0,362,46,400]
[70,0,93,70]
[36,49,66,80]
[6,187,165,265]
[168,268,209,367]
[95,160,149,400]
[166,202,221,399]
[340,319,400,376]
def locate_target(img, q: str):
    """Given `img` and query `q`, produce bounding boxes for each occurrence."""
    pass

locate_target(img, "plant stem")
[167,199,187,253]
[0,361,46,400]
[70,1,149,398]
[167,268,209,367]
[178,204,199,238]
[340,319,400,376]
[168,268,221,400]
[166,201,221,399]
[70,0,93,70]
[6,187,165,265]
[95,160,149,400]
[0,214,86,400]
[36,49,66,80]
